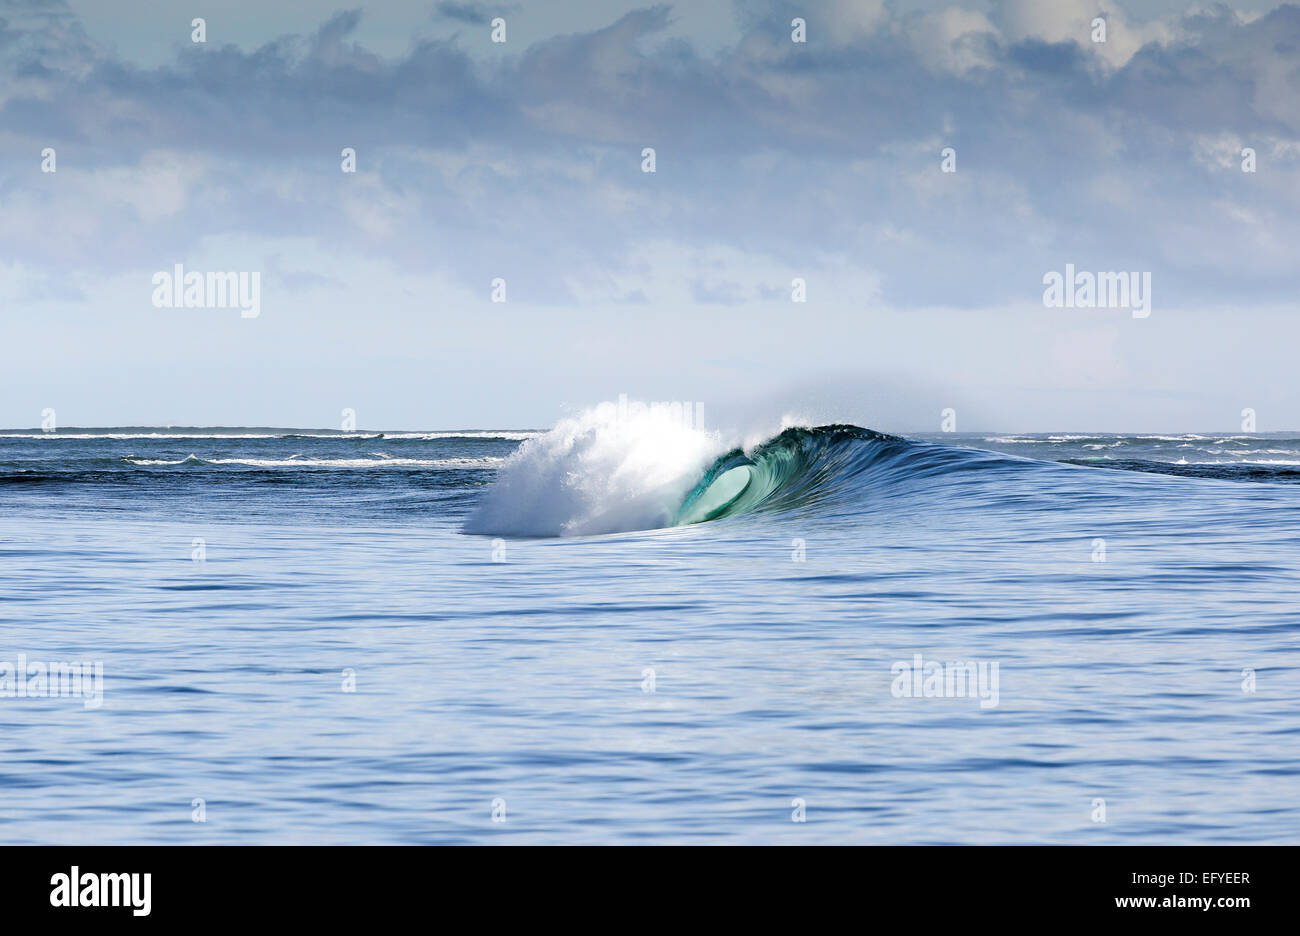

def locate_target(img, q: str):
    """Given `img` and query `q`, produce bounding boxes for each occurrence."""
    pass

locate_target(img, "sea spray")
[463,401,727,537]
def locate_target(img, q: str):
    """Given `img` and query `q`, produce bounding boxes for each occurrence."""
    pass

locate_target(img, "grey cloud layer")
[2,2,1298,307]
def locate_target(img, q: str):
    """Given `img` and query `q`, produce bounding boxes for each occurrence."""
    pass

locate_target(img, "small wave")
[1062,458,1300,483]
[1183,459,1300,466]
[1081,454,1300,466]
[121,455,502,469]
[122,454,207,466]
[0,429,539,441]
[992,433,1300,445]
[1,432,385,440]
[982,435,1094,443]
[380,431,543,441]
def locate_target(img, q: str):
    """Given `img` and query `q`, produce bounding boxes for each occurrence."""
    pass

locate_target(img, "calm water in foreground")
[1,427,1297,843]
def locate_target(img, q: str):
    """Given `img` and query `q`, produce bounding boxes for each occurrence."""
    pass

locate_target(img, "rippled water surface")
[1,429,1297,843]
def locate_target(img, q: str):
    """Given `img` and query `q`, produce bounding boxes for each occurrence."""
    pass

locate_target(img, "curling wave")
[674,425,906,524]
[464,411,1030,537]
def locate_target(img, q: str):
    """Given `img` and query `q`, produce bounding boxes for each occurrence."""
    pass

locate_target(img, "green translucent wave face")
[673,425,902,526]
[675,465,753,524]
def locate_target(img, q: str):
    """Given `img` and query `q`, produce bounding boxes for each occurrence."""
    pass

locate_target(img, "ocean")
[2,413,1298,844]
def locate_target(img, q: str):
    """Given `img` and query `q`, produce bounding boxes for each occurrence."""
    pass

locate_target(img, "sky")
[1,0,1297,432]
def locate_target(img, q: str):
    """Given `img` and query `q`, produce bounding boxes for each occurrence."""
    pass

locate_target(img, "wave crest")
[463,403,725,537]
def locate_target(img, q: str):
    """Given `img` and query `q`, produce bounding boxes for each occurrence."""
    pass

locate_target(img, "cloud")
[432,2,506,27]
[0,1,1297,313]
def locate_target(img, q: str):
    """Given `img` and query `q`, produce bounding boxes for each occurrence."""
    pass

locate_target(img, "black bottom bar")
[0,845,1288,923]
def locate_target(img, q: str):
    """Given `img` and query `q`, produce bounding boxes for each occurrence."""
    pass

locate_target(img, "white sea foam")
[122,455,501,469]
[981,436,1094,444]
[464,402,728,537]
[0,433,384,440]
[0,430,537,441]
[380,431,543,441]
[1168,459,1300,466]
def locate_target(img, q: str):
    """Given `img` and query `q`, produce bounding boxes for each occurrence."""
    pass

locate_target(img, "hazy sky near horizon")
[1,0,1298,432]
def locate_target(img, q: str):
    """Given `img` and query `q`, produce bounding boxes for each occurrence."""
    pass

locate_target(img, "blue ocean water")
[1,422,1297,844]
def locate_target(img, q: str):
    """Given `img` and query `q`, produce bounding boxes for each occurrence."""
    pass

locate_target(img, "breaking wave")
[464,408,1029,537]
